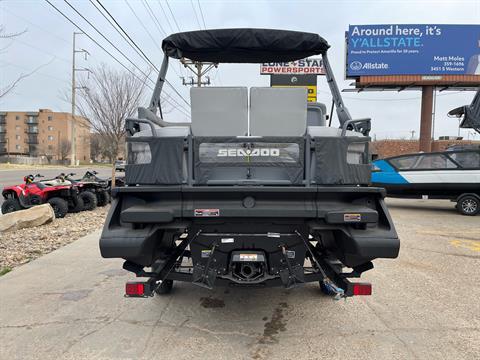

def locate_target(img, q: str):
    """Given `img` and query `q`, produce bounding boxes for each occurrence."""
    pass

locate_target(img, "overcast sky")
[1,0,479,140]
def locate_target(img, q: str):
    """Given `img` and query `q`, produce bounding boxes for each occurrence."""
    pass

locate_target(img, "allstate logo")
[350,61,363,71]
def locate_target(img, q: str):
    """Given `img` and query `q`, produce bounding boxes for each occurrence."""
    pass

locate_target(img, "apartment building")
[0,109,90,162]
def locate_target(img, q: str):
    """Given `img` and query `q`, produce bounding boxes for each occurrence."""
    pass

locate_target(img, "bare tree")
[36,143,56,164]
[90,133,102,162]
[58,139,71,161]
[0,25,56,98]
[0,25,27,98]
[0,25,27,39]
[75,64,149,162]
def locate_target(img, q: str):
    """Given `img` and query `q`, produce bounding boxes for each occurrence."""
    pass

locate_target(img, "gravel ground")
[0,205,109,271]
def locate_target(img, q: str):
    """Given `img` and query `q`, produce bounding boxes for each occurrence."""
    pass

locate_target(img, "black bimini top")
[161,28,330,63]
[448,88,480,131]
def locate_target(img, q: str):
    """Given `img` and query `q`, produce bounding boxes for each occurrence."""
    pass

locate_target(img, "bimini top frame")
[146,28,360,130]
[448,87,480,134]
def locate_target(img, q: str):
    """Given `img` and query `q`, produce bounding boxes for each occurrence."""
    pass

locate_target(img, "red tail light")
[125,282,145,297]
[353,283,372,296]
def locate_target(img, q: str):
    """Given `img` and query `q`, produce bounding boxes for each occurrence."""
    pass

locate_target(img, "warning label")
[194,209,220,217]
[344,213,362,222]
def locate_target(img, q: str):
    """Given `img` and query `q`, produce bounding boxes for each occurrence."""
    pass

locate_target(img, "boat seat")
[250,87,307,136]
[190,87,248,136]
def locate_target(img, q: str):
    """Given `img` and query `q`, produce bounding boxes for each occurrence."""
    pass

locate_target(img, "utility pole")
[181,59,217,87]
[71,32,90,166]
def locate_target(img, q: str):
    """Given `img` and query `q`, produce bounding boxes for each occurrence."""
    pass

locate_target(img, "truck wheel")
[155,279,173,295]
[48,197,69,218]
[96,190,110,207]
[456,195,479,216]
[1,198,21,214]
[80,191,97,211]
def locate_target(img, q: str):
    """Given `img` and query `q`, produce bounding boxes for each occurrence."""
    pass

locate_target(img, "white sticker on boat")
[194,209,220,217]
[267,232,281,238]
[344,213,361,222]
[239,254,258,261]
[221,238,234,244]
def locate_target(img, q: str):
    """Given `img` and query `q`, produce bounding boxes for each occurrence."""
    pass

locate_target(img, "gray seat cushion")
[191,87,248,136]
[250,87,307,136]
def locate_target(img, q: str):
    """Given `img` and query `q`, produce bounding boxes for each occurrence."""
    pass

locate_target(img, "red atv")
[1,174,83,218]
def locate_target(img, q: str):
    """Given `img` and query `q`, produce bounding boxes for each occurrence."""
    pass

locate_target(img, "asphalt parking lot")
[0,198,479,360]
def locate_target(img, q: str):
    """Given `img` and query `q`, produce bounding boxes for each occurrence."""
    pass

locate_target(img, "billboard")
[346,24,480,77]
[270,74,317,102]
[261,58,325,75]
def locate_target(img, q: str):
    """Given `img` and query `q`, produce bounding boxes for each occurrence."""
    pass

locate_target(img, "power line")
[0,59,70,84]
[89,0,190,116]
[93,0,191,110]
[123,0,184,80]
[152,0,185,78]
[16,39,70,63]
[44,1,155,97]
[63,0,154,85]
[156,0,175,34]
[92,0,157,71]
[45,0,190,117]
[190,0,202,29]
[2,7,71,45]
[124,0,163,54]
[65,0,189,116]
[197,0,207,29]
[165,0,182,32]
[141,0,185,77]
[141,0,167,37]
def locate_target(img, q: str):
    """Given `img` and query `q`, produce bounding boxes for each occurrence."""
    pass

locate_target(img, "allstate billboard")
[346,24,480,76]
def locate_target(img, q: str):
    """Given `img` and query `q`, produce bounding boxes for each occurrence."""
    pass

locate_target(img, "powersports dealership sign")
[260,58,325,75]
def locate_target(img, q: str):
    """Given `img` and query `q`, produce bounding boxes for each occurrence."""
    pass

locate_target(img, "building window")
[16,144,21,150]
[48,135,54,141]
[48,126,54,131]
[48,116,53,121]
[16,135,21,140]
[15,125,21,130]
[48,145,53,150]
[16,116,20,120]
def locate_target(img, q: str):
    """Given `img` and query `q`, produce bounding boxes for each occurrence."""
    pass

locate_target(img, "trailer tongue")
[100,28,400,299]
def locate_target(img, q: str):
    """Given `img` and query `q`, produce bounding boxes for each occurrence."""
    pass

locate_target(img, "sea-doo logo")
[217,148,280,157]
[350,61,363,71]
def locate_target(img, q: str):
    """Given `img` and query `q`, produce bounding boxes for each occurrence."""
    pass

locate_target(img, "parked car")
[115,160,126,172]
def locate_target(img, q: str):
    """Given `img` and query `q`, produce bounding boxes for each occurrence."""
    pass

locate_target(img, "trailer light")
[125,282,145,297]
[353,283,372,296]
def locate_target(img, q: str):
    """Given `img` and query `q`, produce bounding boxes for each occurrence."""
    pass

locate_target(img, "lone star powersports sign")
[260,58,325,75]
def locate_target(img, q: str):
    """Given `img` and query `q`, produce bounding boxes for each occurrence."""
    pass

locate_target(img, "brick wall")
[371,140,480,159]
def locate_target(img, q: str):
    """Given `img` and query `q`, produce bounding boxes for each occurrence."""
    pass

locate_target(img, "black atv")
[63,172,109,208]
[79,170,124,195]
